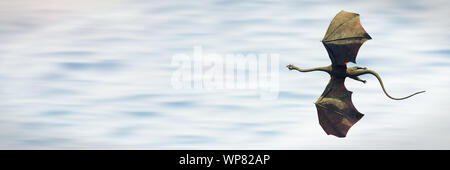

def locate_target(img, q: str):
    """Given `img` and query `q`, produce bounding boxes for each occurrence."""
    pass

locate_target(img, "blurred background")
[0,0,449,149]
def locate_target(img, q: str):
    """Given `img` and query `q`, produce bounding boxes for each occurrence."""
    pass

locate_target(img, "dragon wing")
[315,77,363,137]
[322,10,372,65]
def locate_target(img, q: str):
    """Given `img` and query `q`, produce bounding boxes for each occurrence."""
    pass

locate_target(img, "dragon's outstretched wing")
[322,10,372,65]
[315,77,363,137]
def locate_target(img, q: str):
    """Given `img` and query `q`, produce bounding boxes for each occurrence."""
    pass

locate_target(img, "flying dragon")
[287,10,425,137]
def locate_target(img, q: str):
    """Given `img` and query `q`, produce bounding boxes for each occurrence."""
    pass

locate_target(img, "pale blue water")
[0,0,449,149]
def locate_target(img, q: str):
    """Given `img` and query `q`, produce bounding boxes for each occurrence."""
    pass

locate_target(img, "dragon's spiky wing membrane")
[322,10,372,65]
[314,77,364,137]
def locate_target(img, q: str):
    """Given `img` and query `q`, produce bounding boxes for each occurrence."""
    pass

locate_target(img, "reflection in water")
[0,0,449,149]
